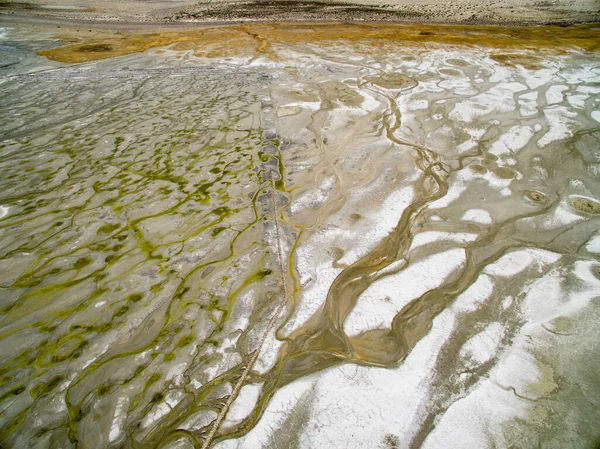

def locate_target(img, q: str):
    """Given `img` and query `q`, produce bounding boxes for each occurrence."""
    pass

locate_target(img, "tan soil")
[0,0,599,27]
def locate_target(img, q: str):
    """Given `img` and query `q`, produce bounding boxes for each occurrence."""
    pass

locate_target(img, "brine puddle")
[1,24,600,449]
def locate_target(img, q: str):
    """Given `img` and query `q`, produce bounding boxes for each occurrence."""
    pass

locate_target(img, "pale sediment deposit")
[0,22,599,449]
[0,0,599,24]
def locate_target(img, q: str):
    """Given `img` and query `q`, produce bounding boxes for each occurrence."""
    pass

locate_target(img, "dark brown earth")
[172,1,426,22]
[171,0,600,24]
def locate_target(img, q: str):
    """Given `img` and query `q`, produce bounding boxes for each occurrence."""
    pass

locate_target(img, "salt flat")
[0,22,599,449]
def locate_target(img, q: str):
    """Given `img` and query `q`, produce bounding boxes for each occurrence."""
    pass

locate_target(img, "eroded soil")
[0,22,599,449]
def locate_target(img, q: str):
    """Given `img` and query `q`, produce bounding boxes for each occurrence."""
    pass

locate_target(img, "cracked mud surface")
[1,22,600,449]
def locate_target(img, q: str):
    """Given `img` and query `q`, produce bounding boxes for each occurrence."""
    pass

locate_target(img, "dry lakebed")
[0,18,599,449]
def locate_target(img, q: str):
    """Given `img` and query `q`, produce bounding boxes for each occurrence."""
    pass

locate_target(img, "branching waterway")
[1,23,600,449]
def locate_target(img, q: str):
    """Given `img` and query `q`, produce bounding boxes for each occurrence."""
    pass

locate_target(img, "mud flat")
[0,0,599,25]
[0,21,600,449]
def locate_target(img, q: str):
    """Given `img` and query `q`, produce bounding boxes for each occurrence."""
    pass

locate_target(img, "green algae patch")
[254,269,273,280]
[30,375,65,400]
[177,334,194,348]
[96,385,111,397]
[0,386,26,402]
[127,293,145,303]
[211,226,226,237]
[97,223,120,235]
[113,306,129,318]
[73,257,92,270]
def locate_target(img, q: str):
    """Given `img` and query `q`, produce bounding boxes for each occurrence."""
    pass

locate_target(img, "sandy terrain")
[1,0,599,25]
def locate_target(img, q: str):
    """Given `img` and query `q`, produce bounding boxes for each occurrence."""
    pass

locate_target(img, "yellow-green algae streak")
[0,21,600,449]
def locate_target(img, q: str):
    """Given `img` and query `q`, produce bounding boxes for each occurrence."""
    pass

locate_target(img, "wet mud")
[1,21,600,449]
[37,22,600,63]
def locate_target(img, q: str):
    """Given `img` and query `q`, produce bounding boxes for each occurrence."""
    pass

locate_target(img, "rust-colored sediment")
[38,22,600,63]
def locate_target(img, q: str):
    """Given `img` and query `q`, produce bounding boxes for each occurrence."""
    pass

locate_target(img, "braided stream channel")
[1,23,600,449]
